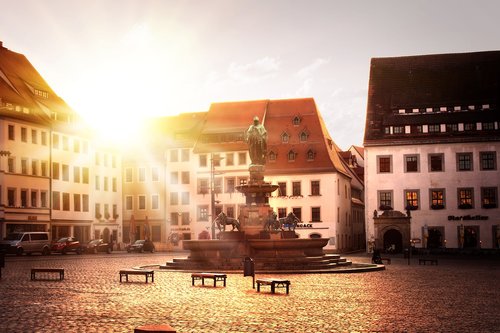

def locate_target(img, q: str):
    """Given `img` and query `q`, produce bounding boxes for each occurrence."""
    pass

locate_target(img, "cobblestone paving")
[0,252,498,333]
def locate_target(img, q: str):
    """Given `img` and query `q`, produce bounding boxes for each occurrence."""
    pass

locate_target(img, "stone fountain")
[163,117,352,272]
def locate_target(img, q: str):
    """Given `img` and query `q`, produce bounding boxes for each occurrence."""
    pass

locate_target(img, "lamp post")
[210,154,223,239]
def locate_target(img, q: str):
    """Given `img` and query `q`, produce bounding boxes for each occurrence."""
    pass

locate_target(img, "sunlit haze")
[2,0,500,148]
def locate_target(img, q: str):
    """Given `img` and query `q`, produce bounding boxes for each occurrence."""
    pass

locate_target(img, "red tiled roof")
[0,42,76,126]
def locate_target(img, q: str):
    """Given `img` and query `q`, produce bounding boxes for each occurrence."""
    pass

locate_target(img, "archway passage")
[383,229,403,253]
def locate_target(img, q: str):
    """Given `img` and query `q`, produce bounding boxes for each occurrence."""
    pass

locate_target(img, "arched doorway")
[383,229,403,253]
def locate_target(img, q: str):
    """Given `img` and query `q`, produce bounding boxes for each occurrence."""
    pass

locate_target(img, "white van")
[0,232,51,255]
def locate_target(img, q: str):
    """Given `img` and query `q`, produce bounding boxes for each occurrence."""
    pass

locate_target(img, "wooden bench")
[419,258,438,265]
[31,268,64,280]
[191,272,227,287]
[119,269,154,283]
[256,278,290,294]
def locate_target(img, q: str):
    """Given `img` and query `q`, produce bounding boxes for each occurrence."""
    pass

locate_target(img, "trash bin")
[243,256,254,277]
[403,248,409,258]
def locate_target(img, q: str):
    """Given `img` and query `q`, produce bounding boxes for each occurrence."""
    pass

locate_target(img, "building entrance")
[383,229,403,253]
[427,228,443,249]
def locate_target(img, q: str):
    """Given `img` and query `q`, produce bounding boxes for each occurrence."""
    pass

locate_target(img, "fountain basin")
[248,238,329,257]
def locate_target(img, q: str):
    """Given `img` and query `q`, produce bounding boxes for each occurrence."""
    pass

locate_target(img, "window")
[82,195,89,212]
[52,134,59,148]
[278,208,287,219]
[111,154,116,167]
[41,131,47,145]
[428,124,440,133]
[293,116,301,125]
[405,155,419,172]
[170,150,178,162]
[74,194,81,212]
[82,167,89,184]
[152,194,159,209]
[170,213,179,226]
[226,178,235,193]
[95,203,101,218]
[139,168,146,182]
[212,154,221,167]
[429,154,444,172]
[464,123,476,131]
[226,206,235,218]
[198,178,209,194]
[95,176,100,190]
[152,167,159,181]
[73,166,80,183]
[446,123,458,132]
[378,191,393,210]
[214,178,222,194]
[181,171,190,184]
[278,182,287,196]
[281,132,290,143]
[31,190,37,207]
[112,204,117,218]
[52,162,59,179]
[199,154,207,167]
[181,212,190,225]
[481,187,497,209]
[430,189,445,209]
[112,178,117,192]
[405,190,419,210]
[62,193,70,211]
[103,177,108,191]
[311,207,321,222]
[269,151,277,161]
[457,153,473,171]
[480,152,496,170]
[482,122,495,130]
[21,127,27,142]
[31,160,38,176]
[181,149,189,162]
[292,181,301,196]
[74,140,80,153]
[238,177,248,186]
[300,131,308,142]
[377,156,392,173]
[225,153,235,166]
[62,164,69,181]
[181,192,190,205]
[8,125,15,140]
[292,207,302,221]
[170,192,178,205]
[41,161,48,177]
[52,191,60,210]
[311,181,320,196]
[198,205,209,221]
[95,152,100,165]
[41,191,48,208]
[458,188,474,209]
[8,158,14,173]
[21,189,28,207]
[288,150,296,162]
[307,150,315,161]
[138,195,146,209]
[393,126,404,134]
[21,159,28,174]
[31,129,37,144]
[125,196,133,210]
[125,168,132,182]
[170,172,178,184]
[238,152,247,165]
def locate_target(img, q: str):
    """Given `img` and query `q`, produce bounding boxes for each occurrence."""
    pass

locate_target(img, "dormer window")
[268,151,277,161]
[34,89,49,99]
[307,149,315,161]
[287,150,296,162]
[299,131,309,142]
[281,132,290,143]
[292,115,301,126]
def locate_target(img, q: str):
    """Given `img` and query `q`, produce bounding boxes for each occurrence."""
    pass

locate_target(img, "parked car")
[0,232,51,255]
[126,239,155,253]
[51,237,82,254]
[80,239,112,254]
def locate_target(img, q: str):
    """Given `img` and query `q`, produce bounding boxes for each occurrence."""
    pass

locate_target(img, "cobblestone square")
[0,252,498,333]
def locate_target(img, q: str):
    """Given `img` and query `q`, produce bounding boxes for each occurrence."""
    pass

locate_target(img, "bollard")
[134,324,176,333]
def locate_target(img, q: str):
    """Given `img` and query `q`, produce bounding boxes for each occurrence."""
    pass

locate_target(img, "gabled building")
[364,51,500,252]
[0,41,122,243]
[133,98,364,252]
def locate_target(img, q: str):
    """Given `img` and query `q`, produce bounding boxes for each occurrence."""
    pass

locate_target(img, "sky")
[1,0,500,149]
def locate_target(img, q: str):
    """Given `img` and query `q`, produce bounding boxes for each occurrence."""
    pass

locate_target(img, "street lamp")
[210,154,224,239]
